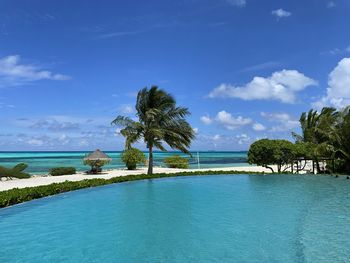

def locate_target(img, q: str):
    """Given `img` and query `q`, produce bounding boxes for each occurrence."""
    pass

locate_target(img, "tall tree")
[331,106,350,172]
[293,107,338,172]
[112,86,195,174]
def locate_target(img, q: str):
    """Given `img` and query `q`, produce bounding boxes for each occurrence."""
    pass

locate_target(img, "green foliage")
[0,163,30,179]
[112,86,195,174]
[293,106,350,173]
[83,159,110,173]
[248,139,295,173]
[164,155,189,169]
[0,170,283,208]
[121,148,146,170]
[49,167,76,176]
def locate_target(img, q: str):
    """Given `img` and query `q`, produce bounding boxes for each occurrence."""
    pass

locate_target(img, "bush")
[49,167,76,176]
[0,163,30,179]
[164,155,189,169]
[121,148,146,170]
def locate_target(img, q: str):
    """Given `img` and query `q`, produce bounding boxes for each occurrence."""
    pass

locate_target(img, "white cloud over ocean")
[208,69,317,103]
[0,55,70,86]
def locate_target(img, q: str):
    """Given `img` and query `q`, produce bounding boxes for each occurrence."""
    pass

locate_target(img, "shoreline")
[0,165,274,192]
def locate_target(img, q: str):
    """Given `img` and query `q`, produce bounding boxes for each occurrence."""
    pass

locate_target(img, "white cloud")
[118,104,134,114]
[0,55,70,86]
[226,0,246,7]
[208,69,317,103]
[27,138,44,146]
[200,111,252,130]
[261,112,299,132]
[193,127,199,134]
[58,134,70,145]
[30,119,80,131]
[236,133,250,145]
[271,9,292,18]
[200,115,213,125]
[312,57,350,109]
[213,134,221,141]
[216,110,252,130]
[252,123,266,131]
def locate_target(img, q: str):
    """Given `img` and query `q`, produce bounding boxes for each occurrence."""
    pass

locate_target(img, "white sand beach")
[0,165,275,192]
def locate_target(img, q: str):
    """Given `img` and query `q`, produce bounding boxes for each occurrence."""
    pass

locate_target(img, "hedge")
[49,167,76,176]
[0,170,272,208]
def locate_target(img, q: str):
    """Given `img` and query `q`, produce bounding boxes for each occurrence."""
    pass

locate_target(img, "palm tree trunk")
[147,145,153,175]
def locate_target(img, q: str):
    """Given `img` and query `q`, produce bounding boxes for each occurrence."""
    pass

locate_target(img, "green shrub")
[248,139,295,173]
[121,148,146,170]
[83,159,110,173]
[0,163,30,179]
[0,170,277,208]
[164,155,189,169]
[49,167,76,176]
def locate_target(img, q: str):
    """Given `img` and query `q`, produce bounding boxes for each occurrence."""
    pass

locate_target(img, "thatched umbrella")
[83,149,112,173]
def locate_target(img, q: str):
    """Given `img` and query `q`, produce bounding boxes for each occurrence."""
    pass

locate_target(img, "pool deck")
[0,165,275,192]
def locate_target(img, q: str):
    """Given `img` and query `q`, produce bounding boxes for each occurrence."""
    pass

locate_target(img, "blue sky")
[1,0,350,151]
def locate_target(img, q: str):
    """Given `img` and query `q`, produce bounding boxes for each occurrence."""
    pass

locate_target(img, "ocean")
[0,151,249,175]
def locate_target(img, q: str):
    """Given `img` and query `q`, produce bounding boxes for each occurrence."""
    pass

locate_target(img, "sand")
[0,165,275,192]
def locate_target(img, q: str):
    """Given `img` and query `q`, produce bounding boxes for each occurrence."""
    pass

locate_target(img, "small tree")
[248,139,295,173]
[164,155,189,169]
[121,148,146,170]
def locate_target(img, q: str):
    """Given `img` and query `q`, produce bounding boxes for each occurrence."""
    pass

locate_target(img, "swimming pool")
[0,175,349,262]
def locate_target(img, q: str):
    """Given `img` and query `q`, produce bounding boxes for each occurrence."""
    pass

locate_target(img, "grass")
[0,170,270,208]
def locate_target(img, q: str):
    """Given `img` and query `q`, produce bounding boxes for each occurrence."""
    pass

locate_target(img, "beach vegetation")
[49,167,76,176]
[112,86,195,175]
[248,139,295,173]
[248,106,350,174]
[0,163,30,180]
[121,148,146,170]
[293,106,350,173]
[164,155,189,169]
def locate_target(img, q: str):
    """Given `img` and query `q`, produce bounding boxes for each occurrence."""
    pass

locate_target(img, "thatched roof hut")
[83,149,112,161]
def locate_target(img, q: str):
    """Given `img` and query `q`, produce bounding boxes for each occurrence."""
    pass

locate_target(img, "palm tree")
[112,86,195,174]
[292,107,338,172]
[331,106,350,172]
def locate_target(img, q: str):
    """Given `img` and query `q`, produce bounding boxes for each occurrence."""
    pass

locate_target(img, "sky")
[0,0,350,151]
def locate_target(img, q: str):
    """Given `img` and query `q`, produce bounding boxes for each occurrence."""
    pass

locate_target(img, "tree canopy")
[249,106,350,174]
[112,86,195,174]
[248,139,295,173]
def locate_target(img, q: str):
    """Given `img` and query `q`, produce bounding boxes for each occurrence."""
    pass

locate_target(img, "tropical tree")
[331,106,350,172]
[112,86,195,174]
[248,139,295,173]
[292,107,338,172]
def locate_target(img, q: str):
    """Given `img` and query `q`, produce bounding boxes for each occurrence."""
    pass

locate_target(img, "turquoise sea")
[0,151,248,174]
[0,175,349,262]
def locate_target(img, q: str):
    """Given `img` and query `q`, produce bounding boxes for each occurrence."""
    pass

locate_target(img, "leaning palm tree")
[112,86,195,174]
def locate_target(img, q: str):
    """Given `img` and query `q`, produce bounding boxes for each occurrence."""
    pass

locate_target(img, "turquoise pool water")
[0,151,249,174]
[0,175,349,262]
